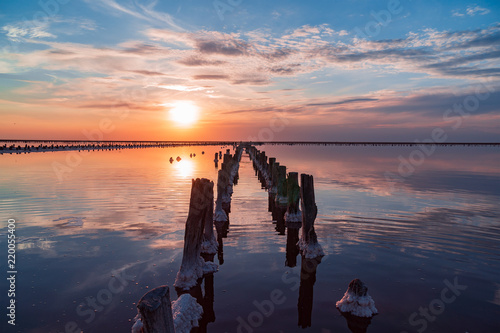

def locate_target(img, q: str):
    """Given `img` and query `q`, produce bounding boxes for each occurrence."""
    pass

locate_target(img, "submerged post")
[137,285,175,333]
[298,174,324,258]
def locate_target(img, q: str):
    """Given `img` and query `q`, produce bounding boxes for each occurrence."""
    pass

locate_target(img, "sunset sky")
[1,0,499,141]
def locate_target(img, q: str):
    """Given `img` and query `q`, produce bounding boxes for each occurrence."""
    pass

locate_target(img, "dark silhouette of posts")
[137,286,175,333]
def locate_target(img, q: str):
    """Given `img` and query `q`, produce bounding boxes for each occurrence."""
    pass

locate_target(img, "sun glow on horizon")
[168,101,199,127]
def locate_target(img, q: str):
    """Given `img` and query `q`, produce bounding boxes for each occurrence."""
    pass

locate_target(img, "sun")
[169,101,199,126]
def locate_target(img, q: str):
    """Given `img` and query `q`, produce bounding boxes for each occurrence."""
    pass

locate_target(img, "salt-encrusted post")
[336,279,377,318]
[174,178,216,290]
[298,174,324,258]
[137,285,175,333]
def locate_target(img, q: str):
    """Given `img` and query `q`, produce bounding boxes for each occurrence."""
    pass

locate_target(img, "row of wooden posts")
[247,147,377,331]
[133,145,384,333]
[246,146,324,260]
[245,146,326,329]
[135,146,244,333]
[134,145,374,332]
[134,145,327,332]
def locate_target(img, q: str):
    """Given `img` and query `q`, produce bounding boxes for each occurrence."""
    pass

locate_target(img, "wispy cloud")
[2,23,55,41]
[84,0,183,30]
[453,4,491,17]
[2,17,97,41]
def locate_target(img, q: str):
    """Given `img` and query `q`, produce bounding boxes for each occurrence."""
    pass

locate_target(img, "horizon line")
[1,140,500,146]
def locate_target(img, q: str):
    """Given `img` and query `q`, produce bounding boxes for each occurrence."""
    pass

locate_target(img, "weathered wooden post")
[231,148,241,185]
[223,153,232,165]
[137,285,175,333]
[276,166,287,205]
[201,181,217,256]
[174,179,217,290]
[285,172,302,227]
[259,152,268,188]
[275,165,287,235]
[267,158,276,189]
[269,162,279,215]
[298,174,324,258]
[285,172,301,267]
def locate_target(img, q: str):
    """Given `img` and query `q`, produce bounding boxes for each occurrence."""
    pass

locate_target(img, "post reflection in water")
[214,218,227,265]
[297,255,322,328]
[285,227,300,267]
[199,253,216,332]
[174,254,217,333]
[214,203,231,265]
[339,311,374,333]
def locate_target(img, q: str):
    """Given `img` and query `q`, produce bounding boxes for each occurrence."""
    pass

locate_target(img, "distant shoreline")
[1,140,499,155]
[0,140,499,146]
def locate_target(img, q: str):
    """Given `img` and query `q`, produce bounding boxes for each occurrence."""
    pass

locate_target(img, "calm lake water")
[1,144,499,333]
